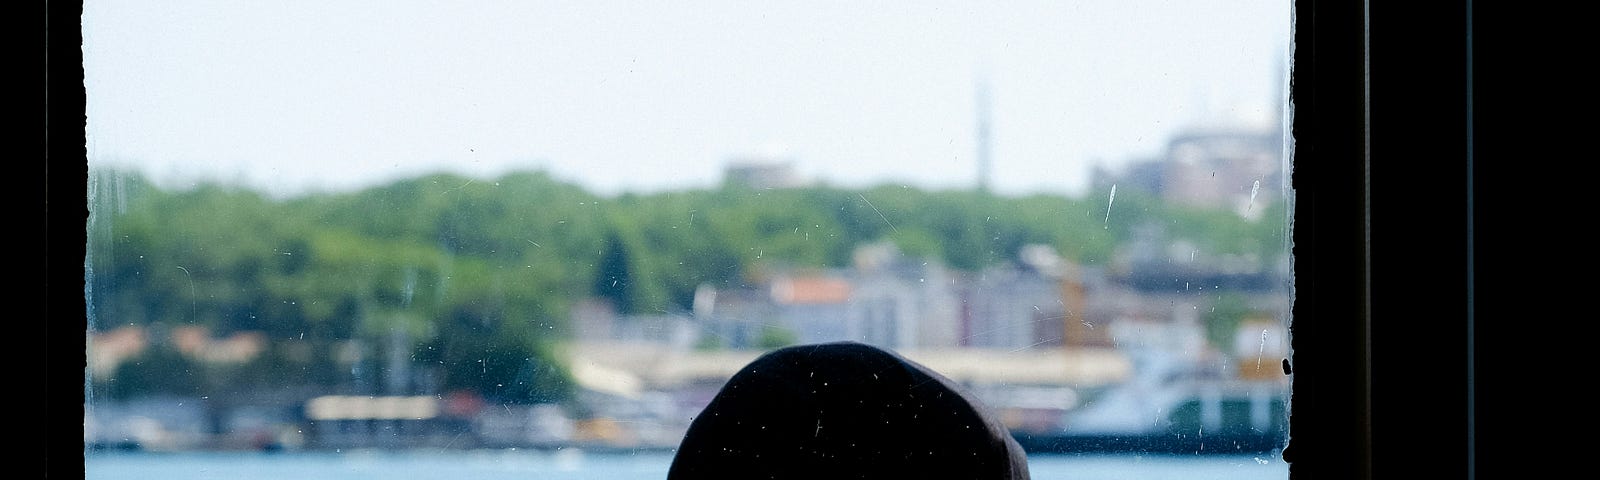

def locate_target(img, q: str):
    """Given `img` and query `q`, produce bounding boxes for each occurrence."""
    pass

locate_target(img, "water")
[83,450,1288,480]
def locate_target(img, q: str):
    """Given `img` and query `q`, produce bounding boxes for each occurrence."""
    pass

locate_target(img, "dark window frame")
[1284,1,1473,479]
[44,1,1473,478]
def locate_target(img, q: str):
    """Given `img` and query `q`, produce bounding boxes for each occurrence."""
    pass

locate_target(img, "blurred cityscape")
[85,121,1289,454]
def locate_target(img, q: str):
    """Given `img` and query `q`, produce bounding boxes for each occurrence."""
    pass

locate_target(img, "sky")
[82,0,1291,199]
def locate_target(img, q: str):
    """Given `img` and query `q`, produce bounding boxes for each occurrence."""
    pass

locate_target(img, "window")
[60,1,1473,479]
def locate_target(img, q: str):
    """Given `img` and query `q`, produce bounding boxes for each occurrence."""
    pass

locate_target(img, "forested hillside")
[84,168,1285,404]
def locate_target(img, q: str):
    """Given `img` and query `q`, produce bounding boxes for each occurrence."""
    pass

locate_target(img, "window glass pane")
[84,1,1293,478]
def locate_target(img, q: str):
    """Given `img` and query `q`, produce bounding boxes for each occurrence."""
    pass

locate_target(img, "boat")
[1010,350,1288,454]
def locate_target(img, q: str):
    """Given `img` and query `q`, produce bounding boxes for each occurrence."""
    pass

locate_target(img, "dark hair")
[668,342,1030,479]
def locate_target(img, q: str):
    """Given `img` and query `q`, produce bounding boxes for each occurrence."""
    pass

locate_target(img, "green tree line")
[85,168,1285,403]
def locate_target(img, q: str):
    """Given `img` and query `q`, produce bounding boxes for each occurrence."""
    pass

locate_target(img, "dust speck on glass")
[83,1,1293,478]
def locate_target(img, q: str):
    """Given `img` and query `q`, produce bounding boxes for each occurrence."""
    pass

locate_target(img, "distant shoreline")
[89,431,1285,456]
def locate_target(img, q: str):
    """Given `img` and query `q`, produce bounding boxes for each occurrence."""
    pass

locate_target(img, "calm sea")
[82,450,1287,480]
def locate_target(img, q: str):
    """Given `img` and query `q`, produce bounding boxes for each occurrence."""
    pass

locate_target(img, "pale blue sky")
[83,0,1290,198]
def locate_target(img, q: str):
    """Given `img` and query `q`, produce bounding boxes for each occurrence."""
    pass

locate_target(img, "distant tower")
[975,76,993,194]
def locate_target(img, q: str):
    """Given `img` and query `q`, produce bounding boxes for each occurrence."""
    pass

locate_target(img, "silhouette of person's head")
[667,342,1030,479]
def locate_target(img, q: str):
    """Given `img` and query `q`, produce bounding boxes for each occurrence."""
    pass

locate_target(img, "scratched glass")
[84,1,1293,478]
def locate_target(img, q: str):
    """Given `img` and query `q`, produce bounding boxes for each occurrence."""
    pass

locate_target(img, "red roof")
[772,276,852,304]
